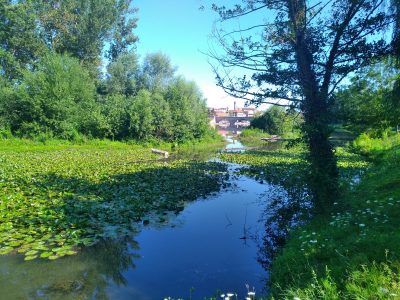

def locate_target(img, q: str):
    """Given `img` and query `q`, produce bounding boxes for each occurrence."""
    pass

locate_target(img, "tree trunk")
[302,95,339,215]
[288,0,339,214]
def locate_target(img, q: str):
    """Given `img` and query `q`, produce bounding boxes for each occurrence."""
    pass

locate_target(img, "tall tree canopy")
[0,0,46,80]
[0,0,138,78]
[210,0,395,213]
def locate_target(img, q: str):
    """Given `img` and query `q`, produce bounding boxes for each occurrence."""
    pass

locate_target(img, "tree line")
[0,0,212,142]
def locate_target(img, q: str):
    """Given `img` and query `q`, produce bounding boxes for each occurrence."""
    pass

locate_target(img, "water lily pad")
[25,250,38,256]
[40,252,52,258]
[24,255,38,261]
[0,246,14,255]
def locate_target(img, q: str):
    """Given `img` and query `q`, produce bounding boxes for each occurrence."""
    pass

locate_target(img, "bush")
[250,106,302,138]
[1,53,100,138]
[351,132,400,156]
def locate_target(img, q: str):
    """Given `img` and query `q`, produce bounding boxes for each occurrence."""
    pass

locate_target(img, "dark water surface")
[1,138,279,300]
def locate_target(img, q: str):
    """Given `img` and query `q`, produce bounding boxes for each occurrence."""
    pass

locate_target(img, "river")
[0,138,288,300]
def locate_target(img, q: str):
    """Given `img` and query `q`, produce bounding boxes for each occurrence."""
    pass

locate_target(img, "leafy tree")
[127,90,154,140]
[335,62,400,135]
[98,94,130,139]
[393,0,400,58]
[391,0,400,119]
[151,93,174,140]
[0,0,46,80]
[165,78,208,141]
[106,51,139,96]
[2,53,98,138]
[251,106,302,137]
[34,0,138,76]
[139,53,177,92]
[210,0,394,213]
[107,0,139,61]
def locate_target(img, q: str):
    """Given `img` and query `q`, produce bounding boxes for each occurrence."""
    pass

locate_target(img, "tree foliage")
[210,0,395,213]
[0,2,212,143]
[334,61,400,135]
[0,53,101,139]
[0,0,46,80]
[251,106,302,137]
[33,0,138,75]
[105,52,139,96]
[139,53,177,92]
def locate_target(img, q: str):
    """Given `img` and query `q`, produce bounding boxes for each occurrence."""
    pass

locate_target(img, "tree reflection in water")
[0,237,140,300]
[257,184,312,269]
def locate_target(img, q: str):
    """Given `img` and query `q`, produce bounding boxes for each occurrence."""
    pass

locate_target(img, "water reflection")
[0,237,140,299]
[257,184,312,269]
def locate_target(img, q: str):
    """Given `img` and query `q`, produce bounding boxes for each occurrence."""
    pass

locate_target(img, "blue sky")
[133,0,252,109]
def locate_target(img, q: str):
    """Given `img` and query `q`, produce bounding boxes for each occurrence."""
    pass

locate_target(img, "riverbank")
[0,137,227,261]
[223,133,400,298]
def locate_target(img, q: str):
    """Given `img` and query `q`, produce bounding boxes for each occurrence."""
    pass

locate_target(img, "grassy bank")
[221,134,400,299]
[268,134,400,299]
[0,138,227,261]
[238,128,271,147]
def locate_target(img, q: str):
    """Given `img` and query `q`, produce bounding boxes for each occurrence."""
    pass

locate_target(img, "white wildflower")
[379,287,389,293]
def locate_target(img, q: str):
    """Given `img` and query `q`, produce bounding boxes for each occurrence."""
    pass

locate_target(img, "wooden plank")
[151,148,169,158]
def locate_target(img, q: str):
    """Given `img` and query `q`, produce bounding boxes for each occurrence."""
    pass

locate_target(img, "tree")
[139,53,177,92]
[393,0,400,58]
[107,0,139,61]
[335,61,400,135]
[34,0,138,76]
[210,0,394,213]
[2,53,98,138]
[391,0,400,113]
[127,90,154,140]
[151,93,174,140]
[251,106,302,137]
[165,78,209,141]
[106,51,139,96]
[0,0,46,80]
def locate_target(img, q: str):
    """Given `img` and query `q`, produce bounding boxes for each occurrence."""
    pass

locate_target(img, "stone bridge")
[212,116,252,133]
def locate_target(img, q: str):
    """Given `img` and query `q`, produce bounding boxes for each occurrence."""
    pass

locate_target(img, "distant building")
[208,102,257,118]
[208,102,257,135]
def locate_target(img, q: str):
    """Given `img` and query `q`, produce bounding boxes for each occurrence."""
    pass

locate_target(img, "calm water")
[0,138,284,300]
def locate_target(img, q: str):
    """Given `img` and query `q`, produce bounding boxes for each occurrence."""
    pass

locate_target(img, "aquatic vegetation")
[0,144,228,260]
[220,146,369,190]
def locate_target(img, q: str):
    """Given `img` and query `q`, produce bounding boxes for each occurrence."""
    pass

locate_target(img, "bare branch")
[221,24,269,38]
[216,4,269,21]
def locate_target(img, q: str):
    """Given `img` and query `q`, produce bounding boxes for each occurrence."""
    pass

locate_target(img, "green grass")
[269,138,400,299]
[0,139,228,261]
[220,134,400,299]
